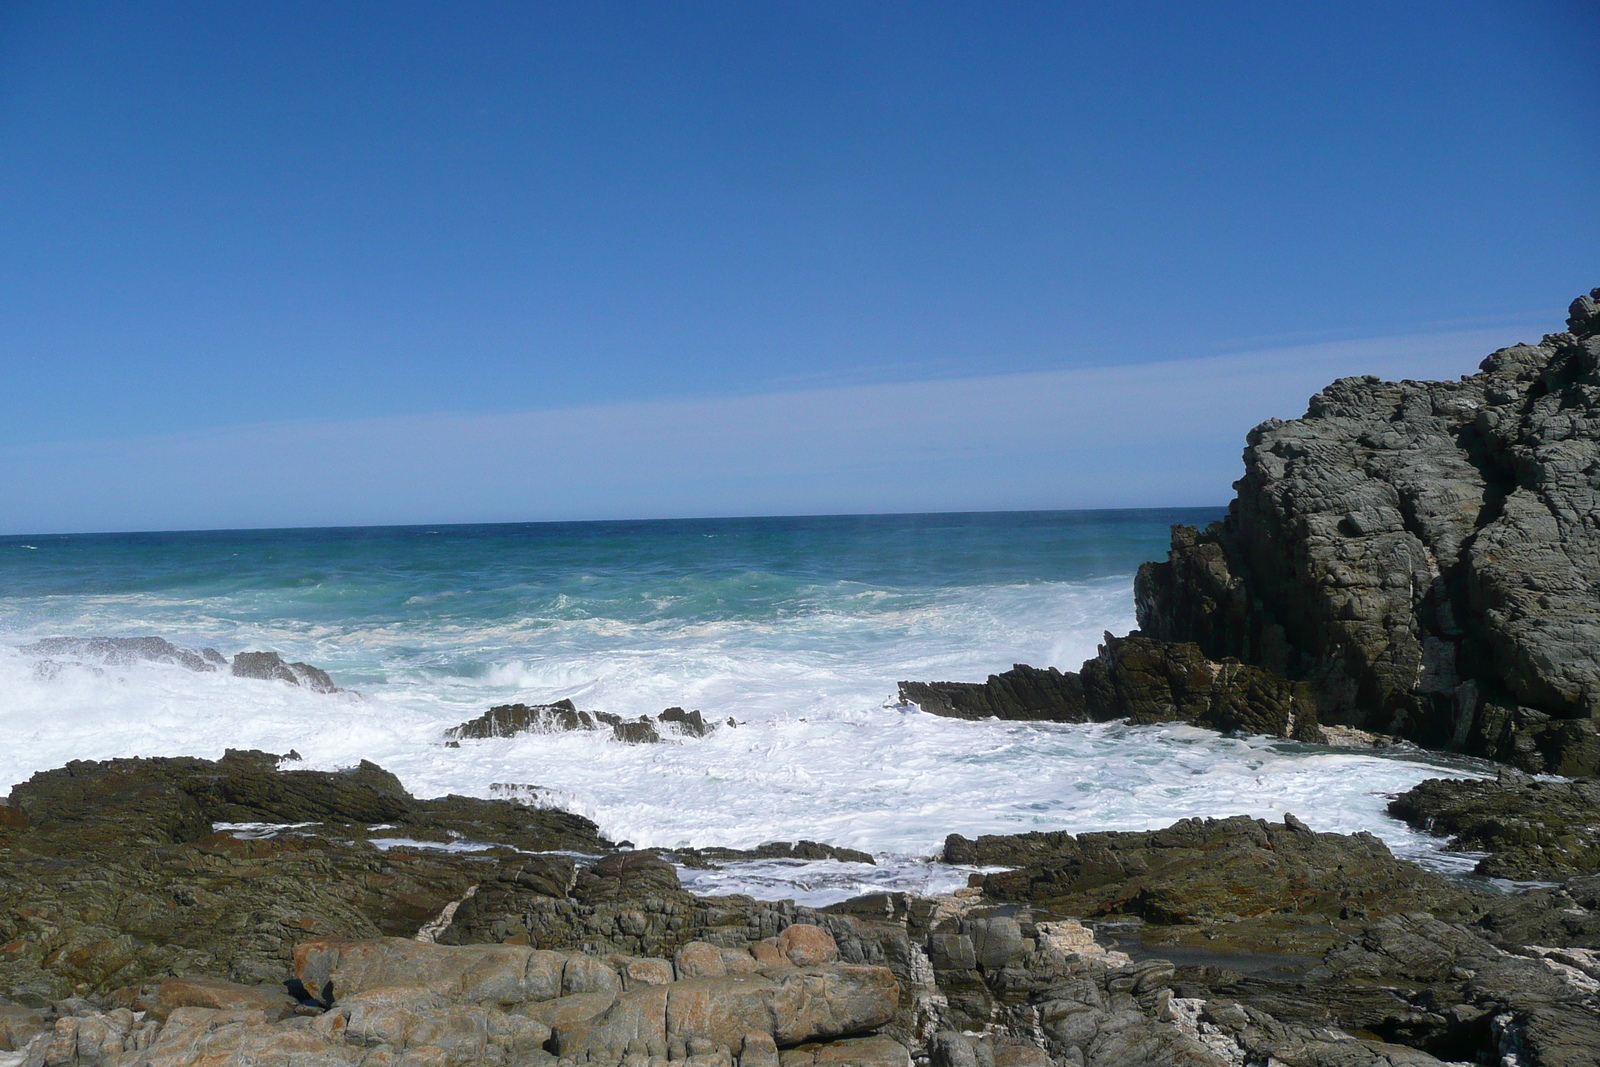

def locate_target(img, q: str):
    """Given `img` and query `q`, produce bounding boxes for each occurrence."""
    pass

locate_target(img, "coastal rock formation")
[19,637,227,673]
[1389,771,1600,880]
[1079,632,1321,740]
[1137,290,1600,773]
[0,752,607,1001]
[898,665,1086,722]
[18,638,345,694]
[945,818,1600,1067]
[7,751,1600,1066]
[229,650,339,692]
[447,700,732,745]
[899,635,1318,740]
[6,929,903,1067]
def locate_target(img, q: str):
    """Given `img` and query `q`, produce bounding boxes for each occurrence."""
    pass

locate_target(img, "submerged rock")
[447,701,727,745]
[1137,289,1600,774]
[230,650,340,692]
[20,636,226,673]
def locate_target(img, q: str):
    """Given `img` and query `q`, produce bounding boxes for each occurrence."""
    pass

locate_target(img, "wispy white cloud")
[0,326,1526,534]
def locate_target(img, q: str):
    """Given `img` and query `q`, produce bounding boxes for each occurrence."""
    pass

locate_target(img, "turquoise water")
[0,509,1481,903]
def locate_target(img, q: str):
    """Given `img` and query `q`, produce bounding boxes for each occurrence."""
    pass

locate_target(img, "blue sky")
[1,1,1596,533]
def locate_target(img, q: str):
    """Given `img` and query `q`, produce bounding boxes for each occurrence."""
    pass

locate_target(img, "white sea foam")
[0,575,1485,904]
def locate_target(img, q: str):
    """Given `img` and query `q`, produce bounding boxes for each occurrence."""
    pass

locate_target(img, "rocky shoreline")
[5,290,1599,1066]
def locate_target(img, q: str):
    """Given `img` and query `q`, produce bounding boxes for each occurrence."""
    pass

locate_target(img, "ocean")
[0,509,1485,904]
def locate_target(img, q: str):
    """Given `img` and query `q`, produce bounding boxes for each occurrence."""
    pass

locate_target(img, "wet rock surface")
[1389,770,1600,881]
[0,751,607,1002]
[5,754,1600,1065]
[898,665,1087,722]
[900,636,1316,742]
[448,701,734,745]
[228,650,339,692]
[19,638,227,674]
[947,818,1600,1067]
[18,638,344,695]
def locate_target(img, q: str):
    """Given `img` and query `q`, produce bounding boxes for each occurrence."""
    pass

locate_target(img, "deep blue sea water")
[0,509,1481,903]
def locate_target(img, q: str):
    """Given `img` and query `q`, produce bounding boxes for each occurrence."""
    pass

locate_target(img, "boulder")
[552,965,898,1060]
[140,977,297,1021]
[776,924,839,967]
[230,650,339,692]
[293,937,568,1007]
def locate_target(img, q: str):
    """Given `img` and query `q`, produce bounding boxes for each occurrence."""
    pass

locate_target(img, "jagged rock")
[899,638,1317,741]
[946,818,1600,1067]
[0,1002,47,1052]
[1388,771,1600,879]
[230,650,339,693]
[950,816,1484,959]
[1080,632,1322,740]
[19,637,227,674]
[659,706,715,737]
[1136,290,1600,773]
[898,664,1087,721]
[447,701,723,745]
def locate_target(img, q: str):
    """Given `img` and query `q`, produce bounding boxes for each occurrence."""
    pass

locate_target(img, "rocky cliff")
[1137,289,1600,774]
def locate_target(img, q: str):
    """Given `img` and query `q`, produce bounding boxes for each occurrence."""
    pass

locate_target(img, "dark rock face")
[898,665,1086,722]
[1137,290,1600,773]
[1080,632,1322,740]
[900,638,1316,741]
[230,651,339,693]
[1389,771,1600,880]
[447,700,729,745]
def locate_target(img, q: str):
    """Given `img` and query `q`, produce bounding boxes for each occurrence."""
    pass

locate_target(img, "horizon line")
[0,503,1232,543]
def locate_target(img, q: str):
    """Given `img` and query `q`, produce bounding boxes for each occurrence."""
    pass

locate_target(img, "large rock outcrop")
[1137,290,1600,773]
[0,752,607,1000]
[899,636,1321,741]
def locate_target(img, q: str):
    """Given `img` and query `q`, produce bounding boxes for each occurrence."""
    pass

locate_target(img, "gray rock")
[898,664,1086,721]
[1137,289,1600,773]
[21,636,226,673]
[230,651,339,693]
[447,701,721,745]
